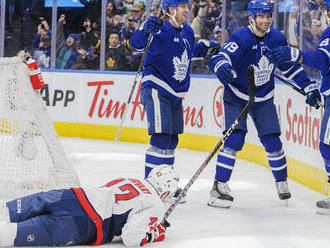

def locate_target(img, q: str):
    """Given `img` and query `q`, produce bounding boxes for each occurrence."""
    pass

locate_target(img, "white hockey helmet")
[146,165,179,197]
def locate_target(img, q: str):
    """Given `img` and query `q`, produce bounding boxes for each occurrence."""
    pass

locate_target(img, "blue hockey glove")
[304,82,322,109]
[141,16,163,36]
[198,39,219,57]
[213,61,236,86]
[269,46,302,65]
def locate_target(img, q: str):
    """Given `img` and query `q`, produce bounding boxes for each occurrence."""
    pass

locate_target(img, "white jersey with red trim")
[74,178,164,247]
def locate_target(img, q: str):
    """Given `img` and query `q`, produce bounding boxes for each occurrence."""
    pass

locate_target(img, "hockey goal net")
[0,56,80,198]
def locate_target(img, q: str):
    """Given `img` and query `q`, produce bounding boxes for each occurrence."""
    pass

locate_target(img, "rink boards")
[41,70,327,194]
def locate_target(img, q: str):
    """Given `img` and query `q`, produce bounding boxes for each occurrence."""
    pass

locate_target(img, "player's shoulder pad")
[230,27,248,40]
[228,27,254,47]
[268,27,287,45]
[182,23,194,35]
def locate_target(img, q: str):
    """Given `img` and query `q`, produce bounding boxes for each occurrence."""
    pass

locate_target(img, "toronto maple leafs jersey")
[72,178,165,247]
[302,26,330,96]
[209,26,312,103]
[130,19,208,101]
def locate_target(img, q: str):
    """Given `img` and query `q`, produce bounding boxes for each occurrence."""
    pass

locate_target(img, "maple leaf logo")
[253,55,274,86]
[172,49,189,82]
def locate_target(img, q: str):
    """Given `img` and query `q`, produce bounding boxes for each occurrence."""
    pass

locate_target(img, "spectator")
[121,13,139,41]
[78,0,101,24]
[112,0,126,15]
[213,25,228,44]
[56,34,80,69]
[56,14,67,45]
[201,0,222,40]
[106,14,124,36]
[32,17,51,49]
[285,4,300,47]
[34,34,51,69]
[122,0,134,14]
[227,18,243,35]
[295,0,324,51]
[130,2,145,24]
[106,1,118,18]
[229,0,248,22]
[105,32,130,71]
[79,18,98,51]
[106,1,118,27]
[191,0,208,41]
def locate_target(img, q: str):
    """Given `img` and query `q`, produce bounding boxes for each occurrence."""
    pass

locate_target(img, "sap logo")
[16,199,21,214]
[252,45,257,50]
[174,37,179,43]
[40,84,75,107]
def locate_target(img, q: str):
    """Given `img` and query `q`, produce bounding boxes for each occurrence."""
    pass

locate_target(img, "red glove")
[140,222,166,246]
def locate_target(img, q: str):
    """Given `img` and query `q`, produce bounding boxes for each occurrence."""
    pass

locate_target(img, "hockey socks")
[268,148,287,182]
[215,147,237,182]
[145,146,174,178]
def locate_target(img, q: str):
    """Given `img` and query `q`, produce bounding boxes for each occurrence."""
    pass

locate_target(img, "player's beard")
[255,22,270,35]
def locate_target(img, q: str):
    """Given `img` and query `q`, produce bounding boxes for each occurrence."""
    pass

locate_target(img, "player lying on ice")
[0,165,178,247]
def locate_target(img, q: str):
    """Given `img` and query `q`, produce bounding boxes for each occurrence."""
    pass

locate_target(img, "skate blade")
[316,207,330,215]
[207,197,232,208]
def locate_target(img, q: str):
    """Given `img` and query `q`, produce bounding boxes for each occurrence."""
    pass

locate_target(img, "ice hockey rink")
[63,137,330,248]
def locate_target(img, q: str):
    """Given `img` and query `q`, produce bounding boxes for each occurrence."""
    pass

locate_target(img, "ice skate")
[275,180,291,205]
[316,198,330,214]
[207,180,233,208]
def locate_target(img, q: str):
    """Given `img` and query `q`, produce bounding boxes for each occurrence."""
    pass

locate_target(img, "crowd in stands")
[2,0,327,76]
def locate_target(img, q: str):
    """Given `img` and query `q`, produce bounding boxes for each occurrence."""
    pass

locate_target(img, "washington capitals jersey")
[72,178,164,247]
[130,20,207,101]
[302,26,330,95]
[209,26,312,103]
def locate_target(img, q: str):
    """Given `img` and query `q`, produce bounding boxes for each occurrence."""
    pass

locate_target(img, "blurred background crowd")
[0,0,325,78]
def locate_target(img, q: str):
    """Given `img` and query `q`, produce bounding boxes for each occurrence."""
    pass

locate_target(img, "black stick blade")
[247,65,256,104]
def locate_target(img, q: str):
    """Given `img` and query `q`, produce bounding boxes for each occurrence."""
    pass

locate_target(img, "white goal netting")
[0,56,80,198]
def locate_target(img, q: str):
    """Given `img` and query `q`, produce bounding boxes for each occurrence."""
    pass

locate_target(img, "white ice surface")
[62,137,330,248]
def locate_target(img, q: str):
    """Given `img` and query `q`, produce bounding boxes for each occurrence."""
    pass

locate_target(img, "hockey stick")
[163,65,256,221]
[274,73,323,108]
[114,0,165,141]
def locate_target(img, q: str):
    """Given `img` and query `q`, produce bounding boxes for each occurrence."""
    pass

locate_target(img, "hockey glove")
[304,82,322,109]
[140,222,166,246]
[198,39,219,56]
[269,46,302,65]
[211,60,236,86]
[140,16,163,36]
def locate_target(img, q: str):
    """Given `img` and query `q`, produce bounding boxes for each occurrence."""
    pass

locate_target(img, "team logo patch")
[172,49,189,82]
[174,37,179,43]
[253,55,274,86]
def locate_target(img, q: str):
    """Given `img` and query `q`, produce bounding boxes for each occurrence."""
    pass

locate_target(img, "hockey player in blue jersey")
[207,0,322,208]
[129,0,217,196]
[269,0,330,214]
[0,165,178,247]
